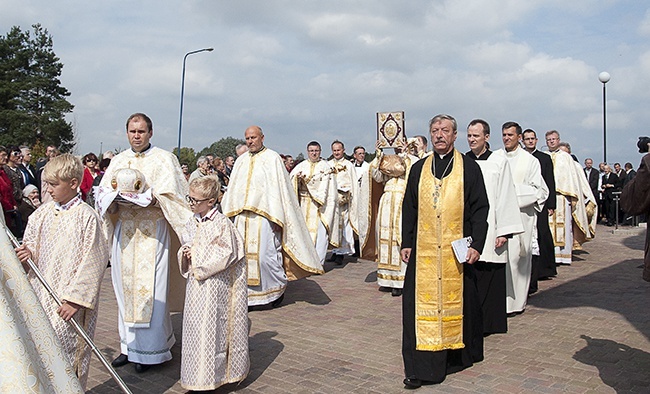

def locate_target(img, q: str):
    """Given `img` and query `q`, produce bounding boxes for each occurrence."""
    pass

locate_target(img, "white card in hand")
[451,236,473,263]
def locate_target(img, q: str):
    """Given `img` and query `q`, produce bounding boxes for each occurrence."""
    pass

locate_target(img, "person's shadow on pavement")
[574,335,650,393]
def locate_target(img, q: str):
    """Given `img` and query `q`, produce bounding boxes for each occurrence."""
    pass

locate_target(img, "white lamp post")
[598,71,610,163]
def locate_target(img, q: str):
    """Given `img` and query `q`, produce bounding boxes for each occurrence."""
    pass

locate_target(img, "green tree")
[0,24,74,151]
[172,147,197,171]
[199,136,245,160]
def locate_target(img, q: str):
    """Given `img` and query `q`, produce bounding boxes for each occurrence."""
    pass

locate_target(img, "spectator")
[18,184,41,230]
[80,153,99,201]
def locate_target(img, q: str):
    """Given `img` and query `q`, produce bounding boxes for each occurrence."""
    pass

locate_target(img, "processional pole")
[4,227,133,394]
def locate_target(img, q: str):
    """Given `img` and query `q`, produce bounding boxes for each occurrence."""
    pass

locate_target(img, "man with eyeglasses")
[290,141,339,266]
[545,130,596,265]
[96,113,192,373]
[3,146,25,207]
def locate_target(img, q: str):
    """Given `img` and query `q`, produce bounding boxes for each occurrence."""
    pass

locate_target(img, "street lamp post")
[177,47,214,158]
[599,71,610,163]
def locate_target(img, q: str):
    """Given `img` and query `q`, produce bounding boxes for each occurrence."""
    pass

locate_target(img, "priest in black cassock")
[400,114,489,389]
[522,129,557,293]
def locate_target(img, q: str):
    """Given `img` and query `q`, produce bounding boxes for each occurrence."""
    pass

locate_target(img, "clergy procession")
[4,109,625,392]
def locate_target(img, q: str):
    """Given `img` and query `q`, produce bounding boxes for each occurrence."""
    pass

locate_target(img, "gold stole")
[415,150,465,351]
[118,205,163,326]
[548,153,566,247]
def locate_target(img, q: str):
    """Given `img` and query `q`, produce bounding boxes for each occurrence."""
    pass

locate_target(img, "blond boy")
[15,153,108,389]
[178,176,249,390]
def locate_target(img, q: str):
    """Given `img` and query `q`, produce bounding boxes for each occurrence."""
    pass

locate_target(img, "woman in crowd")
[18,184,41,229]
[80,152,99,201]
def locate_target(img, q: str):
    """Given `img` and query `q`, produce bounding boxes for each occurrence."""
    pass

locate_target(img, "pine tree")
[0,24,74,151]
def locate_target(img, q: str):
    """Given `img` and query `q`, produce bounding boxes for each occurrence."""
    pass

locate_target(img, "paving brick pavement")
[86,224,650,393]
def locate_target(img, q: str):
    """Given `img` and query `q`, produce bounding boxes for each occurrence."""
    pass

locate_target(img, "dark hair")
[307,141,321,149]
[99,158,111,172]
[126,113,153,131]
[468,119,490,135]
[415,135,428,145]
[353,146,365,154]
[82,152,99,164]
[331,140,344,149]
[522,128,537,138]
[502,121,522,135]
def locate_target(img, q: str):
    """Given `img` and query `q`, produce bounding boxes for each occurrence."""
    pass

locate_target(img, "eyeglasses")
[185,195,210,205]
[11,152,22,157]
[85,159,97,163]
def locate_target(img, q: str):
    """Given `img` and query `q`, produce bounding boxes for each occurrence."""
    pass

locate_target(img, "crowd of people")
[2,110,647,391]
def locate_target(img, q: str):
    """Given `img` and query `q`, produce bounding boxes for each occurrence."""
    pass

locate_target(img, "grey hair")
[429,114,458,131]
[196,156,208,166]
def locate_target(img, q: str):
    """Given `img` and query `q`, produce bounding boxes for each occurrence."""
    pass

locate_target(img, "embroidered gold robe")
[98,146,192,364]
[1,219,84,393]
[22,201,108,389]
[222,147,323,305]
[178,208,249,390]
[290,159,340,259]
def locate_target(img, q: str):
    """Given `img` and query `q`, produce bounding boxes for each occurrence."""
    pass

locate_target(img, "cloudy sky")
[3,1,650,165]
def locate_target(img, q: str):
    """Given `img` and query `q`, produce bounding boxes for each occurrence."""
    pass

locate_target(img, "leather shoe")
[134,363,150,373]
[403,377,422,389]
[111,354,129,368]
[391,288,403,297]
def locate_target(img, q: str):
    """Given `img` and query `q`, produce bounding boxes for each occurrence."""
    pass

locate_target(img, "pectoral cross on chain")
[433,184,441,209]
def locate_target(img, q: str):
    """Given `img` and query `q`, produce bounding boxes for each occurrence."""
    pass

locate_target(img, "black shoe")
[334,254,344,265]
[111,354,130,368]
[134,363,150,373]
[403,377,422,389]
[326,253,338,262]
[391,288,403,297]
[271,294,284,308]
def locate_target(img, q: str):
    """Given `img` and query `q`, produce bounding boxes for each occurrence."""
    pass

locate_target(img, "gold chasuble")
[415,150,465,351]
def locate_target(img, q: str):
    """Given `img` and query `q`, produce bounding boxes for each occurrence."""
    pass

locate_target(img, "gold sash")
[415,150,465,351]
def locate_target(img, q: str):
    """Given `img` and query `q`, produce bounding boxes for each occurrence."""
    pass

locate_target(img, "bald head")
[245,125,265,153]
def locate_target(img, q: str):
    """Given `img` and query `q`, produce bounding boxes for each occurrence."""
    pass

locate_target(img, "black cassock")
[401,152,489,383]
[531,149,557,288]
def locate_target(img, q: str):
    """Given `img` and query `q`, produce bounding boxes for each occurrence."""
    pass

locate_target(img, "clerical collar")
[194,206,219,222]
[55,193,82,211]
[433,150,455,179]
[467,149,492,161]
[355,162,364,167]
[434,150,452,160]
[132,144,153,157]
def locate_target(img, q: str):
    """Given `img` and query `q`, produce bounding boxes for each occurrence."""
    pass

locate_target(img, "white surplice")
[178,207,249,390]
[496,147,548,313]
[474,153,524,263]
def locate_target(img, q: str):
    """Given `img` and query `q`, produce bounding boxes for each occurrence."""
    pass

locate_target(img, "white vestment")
[178,208,249,390]
[222,147,323,306]
[98,145,192,364]
[353,161,371,252]
[474,153,524,263]
[0,219,85,394]
[371,153,417,289]
[548,151,597,264]
[22,198,108,389]
[329,157,359,256]
[290,159,339,265]
[497,147,548,313]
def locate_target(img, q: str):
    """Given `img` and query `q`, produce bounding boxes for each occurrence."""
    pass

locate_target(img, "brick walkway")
[86,224,650,393]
